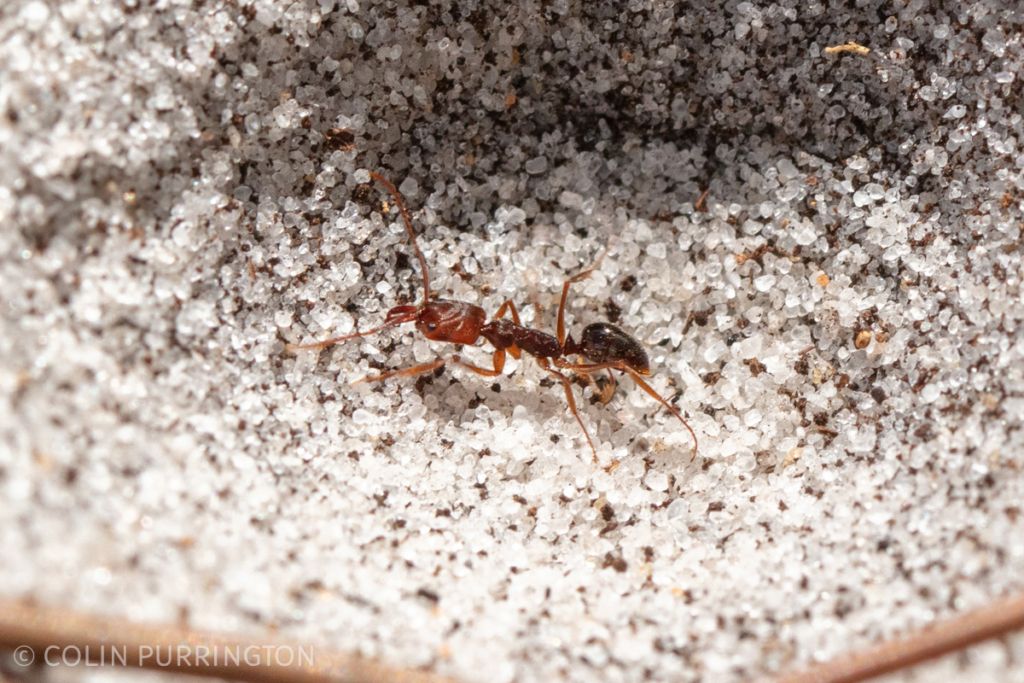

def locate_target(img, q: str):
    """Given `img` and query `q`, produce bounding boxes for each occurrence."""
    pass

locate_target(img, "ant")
[287,172,698,463]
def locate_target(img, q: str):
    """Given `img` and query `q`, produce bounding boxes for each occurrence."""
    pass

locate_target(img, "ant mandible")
[287,171,698,462]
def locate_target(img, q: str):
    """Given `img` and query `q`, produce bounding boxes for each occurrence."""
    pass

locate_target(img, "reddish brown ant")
[287,172,698,461]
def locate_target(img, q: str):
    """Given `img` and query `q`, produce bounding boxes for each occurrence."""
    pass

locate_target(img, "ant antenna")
[285,321,395,353]
[368,171,432,306]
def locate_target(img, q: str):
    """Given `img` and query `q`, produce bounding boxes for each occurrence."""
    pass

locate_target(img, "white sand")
[2,1,1023,681]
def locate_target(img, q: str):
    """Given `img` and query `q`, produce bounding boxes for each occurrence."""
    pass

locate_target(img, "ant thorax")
[481,318,561,358]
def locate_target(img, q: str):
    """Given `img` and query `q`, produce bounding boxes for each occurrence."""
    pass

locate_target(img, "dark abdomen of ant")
[565,322,651,374]
[481,318,561,358]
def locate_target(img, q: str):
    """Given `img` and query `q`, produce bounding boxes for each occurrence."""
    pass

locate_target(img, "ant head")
[415,300,486,344]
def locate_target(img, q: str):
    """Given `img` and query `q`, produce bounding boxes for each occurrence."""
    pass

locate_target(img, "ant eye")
[427,322,438,332]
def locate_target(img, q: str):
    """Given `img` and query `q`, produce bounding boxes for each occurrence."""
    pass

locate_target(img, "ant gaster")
[287,172,698,462]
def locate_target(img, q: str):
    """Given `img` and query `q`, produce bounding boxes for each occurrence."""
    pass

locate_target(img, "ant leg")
[556,251,608,345]
[354,358,446,384]
[605,369,617,400]
[587,370,617,405]
[554,359,698,458]
[529,291,546,332]
[361,346,512,384]
[536,358,598,463]
[493,299,522,325]
[491,300,522,359]
[623,369,698,458]
[453,349,506,378]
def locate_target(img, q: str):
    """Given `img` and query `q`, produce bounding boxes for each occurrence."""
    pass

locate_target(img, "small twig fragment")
[774,591,1024,683]
[694,187,711,212]
[824,42,870,56]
